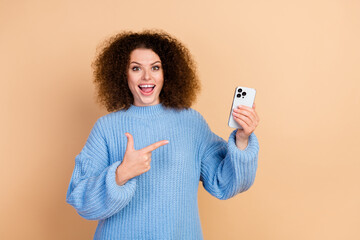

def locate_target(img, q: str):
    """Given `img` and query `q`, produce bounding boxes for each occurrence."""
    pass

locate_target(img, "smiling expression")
[127,48,164,107]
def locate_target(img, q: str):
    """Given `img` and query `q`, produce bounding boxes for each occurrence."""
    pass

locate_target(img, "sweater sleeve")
[66,118,137,220]
[199,120,259,200]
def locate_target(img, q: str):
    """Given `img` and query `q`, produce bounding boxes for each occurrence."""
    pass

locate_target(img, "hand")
[232,103,260,149]
[116,133,169,185]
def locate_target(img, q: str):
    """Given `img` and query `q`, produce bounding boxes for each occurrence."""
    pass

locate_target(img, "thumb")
[125,132,135,151]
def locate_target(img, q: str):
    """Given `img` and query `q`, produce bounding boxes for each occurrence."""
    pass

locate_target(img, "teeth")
[139,84,155,88]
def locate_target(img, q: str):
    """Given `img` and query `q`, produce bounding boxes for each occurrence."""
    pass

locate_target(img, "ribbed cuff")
[106,161,137,205]
[227,130,259,162]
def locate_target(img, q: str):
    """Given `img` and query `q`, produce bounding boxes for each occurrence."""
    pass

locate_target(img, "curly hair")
[92,29,201,112]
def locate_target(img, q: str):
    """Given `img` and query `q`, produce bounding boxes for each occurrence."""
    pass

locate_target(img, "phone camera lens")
[237,94,241,98]
[242,92,246,96]
[238,88,242,93]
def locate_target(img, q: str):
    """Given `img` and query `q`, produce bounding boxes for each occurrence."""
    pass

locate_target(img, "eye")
[152,65,160,71]
[132,66,140,71]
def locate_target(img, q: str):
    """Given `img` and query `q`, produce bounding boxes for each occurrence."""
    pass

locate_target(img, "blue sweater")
[66,103,259,240]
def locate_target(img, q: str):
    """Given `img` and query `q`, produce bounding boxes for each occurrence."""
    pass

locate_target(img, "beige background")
[1,0,360,239]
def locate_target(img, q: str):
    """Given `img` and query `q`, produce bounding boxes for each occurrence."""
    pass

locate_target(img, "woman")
[66,30,260,240]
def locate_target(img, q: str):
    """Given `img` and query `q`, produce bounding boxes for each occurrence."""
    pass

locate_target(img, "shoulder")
[90,110,125,132]
[174,107,206,121]
[185,107,203,118]
[94,107,209,128]
[189,108,208,125]
[97,108,131,123]
[174,107,210,130]
[98,110,121,121]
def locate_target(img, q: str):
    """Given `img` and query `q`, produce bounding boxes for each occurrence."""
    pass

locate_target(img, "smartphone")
[228,86,256,129]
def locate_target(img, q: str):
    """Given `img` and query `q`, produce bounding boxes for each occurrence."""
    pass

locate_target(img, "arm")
[200,125,259,200]
[66,119,137,220]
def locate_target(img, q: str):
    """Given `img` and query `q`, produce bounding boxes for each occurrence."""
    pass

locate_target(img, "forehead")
[129,48,161,63]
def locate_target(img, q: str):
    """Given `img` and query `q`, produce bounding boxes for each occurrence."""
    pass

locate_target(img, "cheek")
[156,72,164,83]
[127,82,138,96]
[127,75,137,89]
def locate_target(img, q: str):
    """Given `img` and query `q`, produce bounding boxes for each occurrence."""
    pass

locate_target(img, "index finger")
[238,104,254,112]
[237,104,258,121]
[141,140,169,153]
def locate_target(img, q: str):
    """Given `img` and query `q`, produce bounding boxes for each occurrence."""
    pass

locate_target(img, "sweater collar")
[125,103,168,117]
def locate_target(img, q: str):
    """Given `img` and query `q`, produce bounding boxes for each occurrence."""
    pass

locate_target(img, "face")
[127,48,164,107]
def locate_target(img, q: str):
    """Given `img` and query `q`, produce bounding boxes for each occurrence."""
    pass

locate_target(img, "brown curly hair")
[92,29,201,112]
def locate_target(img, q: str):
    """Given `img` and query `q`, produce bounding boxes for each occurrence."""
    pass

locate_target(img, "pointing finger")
[141,140,169,153]
[237,105,253,111]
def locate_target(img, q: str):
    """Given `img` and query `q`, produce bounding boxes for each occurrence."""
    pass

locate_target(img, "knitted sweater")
[66,103,259,240]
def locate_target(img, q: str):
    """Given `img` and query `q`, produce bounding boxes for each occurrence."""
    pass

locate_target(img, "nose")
[142,69,151,81]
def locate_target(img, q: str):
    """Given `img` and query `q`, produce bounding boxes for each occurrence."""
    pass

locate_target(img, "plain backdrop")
[1,0,360,239]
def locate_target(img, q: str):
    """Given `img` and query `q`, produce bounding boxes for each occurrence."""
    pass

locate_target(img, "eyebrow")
[129,61,162,65]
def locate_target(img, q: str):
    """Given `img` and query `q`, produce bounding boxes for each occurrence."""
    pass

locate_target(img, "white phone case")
[228,86,256,129]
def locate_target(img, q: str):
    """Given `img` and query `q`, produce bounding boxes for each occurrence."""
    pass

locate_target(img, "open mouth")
[138,84,155,95]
